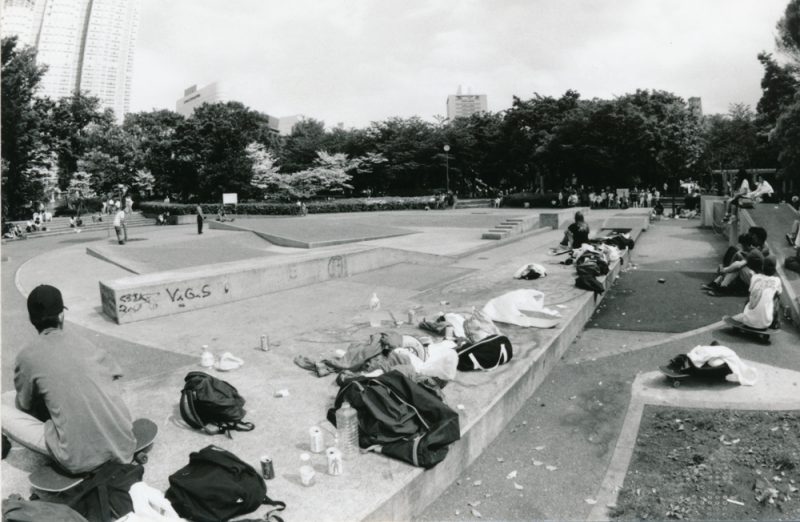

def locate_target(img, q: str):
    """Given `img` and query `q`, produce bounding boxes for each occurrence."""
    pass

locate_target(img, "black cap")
[27,284,67,322]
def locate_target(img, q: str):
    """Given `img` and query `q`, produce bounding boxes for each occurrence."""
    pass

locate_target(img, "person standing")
[124,194,133,214]
[196,204,204,234]
[113,208,127,245]
[2,285,135,474]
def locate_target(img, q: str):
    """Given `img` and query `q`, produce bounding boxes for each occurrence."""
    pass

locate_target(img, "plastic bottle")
[335,401,359,460]
[299,453,315,486]
[368,293,381,327]
[200,345,214,368]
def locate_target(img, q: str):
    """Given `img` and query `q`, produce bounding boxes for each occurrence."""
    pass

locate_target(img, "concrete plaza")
[2,206,798,521]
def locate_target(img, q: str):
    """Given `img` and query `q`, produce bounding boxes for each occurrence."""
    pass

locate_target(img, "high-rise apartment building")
[688,97,703,118]
[0,0,141,121]
[446,86,487,120]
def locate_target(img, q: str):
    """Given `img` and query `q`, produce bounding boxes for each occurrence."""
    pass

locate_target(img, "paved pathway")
[418,218,800,521]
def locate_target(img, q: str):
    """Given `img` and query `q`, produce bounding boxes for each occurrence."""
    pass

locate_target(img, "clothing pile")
[481,289,560,328]
[513,262,547,280]
[571,244,616,295]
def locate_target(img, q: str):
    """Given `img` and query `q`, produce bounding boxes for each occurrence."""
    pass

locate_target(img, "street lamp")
[443,144,450,193]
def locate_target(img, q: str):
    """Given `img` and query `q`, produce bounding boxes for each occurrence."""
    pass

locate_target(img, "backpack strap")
[262,494,286,522]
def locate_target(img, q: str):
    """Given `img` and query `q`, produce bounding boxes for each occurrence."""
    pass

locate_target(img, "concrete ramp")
[99,247,455,324]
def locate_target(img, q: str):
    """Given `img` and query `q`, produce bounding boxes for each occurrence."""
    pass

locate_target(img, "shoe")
[720,215,731,224]
[787,233,796,246]
[701,283,717,291]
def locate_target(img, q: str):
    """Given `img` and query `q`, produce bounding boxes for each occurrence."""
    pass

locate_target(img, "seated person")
[31,213,42,231]
[748,226,770,257]
[704,239,763,296]
[1,285,136,474]
[217,206,226,222]
[731,256,781,330]
[69,216,76,228]
[748,174,774,202]
[559,211,590,249]
[721,175,751,222]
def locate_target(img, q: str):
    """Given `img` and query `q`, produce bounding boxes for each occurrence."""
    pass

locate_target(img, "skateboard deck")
[29,418,157,493]
[659,365,691,387]
[723,315,771,343]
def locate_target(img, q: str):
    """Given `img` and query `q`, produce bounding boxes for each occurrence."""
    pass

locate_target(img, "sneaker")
[701,283,717,291]
[720,215,731,224]
[787,233,796,246]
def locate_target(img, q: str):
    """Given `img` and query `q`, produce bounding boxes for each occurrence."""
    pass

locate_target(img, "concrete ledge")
[98,247,455,324]
[167,214,197,225]
[539,207,590,229]
[366,249,630,520]
[700,195,726,227]
[209,220,412,249]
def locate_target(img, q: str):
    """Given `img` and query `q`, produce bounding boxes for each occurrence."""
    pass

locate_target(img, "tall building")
[0,0,141,122]
[446,86,487,120]
[176,82,224,117]
[688,97,703,118]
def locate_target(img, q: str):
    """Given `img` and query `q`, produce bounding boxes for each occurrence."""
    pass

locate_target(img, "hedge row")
[139,196,444,216]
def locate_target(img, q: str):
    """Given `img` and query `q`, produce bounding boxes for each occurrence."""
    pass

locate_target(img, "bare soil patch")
[612,406,800,520]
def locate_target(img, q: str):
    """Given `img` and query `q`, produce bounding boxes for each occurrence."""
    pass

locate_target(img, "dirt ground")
[612,406,800,520]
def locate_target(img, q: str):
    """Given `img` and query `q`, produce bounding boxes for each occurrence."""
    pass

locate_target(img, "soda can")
[309,426,324,453]
[407,309,416,325]
[260,455,275,480]
[444,325,454,339]
[326,447,343,476]
[260,335,269,351]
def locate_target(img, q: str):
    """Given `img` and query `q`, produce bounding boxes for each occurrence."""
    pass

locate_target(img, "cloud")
[130,0,790,126]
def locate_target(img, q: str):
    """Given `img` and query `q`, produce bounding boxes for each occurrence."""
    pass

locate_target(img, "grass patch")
[612,406,800,520]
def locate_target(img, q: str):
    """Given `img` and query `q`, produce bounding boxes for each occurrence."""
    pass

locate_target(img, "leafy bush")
[139,196,440,217]
[501,192,561,208]
[53,197,104,216]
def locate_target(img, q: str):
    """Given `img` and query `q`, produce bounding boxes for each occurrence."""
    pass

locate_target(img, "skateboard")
[659,354,733,388]
[723,315,772,343]
[29,418,157,493]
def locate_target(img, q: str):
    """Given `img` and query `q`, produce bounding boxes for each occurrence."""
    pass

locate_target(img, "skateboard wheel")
[672,380,681,388]
[134,453,148,464]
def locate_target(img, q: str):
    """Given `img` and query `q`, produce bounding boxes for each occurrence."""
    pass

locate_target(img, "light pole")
[443,144,450,193]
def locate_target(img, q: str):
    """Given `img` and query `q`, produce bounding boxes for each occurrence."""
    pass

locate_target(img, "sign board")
[616,188,629,198]
[222,193,238,205]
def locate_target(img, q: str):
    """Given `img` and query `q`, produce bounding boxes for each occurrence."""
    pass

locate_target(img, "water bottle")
[200,345,214,368]
[368,292,381,327]
[336,401,359,460]
[299,453,315,486]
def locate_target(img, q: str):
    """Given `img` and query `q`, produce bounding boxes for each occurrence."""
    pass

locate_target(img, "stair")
[481,215,540,240]
[6,211,156,241]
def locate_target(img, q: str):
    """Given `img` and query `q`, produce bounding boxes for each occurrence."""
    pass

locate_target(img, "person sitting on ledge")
[559,210,590,249]
[731,256,781,330]
[1,285,136,474]
[722,174,773,223]
[703,234,762,296]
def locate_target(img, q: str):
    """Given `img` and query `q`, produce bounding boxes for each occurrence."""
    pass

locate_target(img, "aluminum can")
[407,309,416,325]
[260,455,275,480]
[260,335,269,351]
[444,325,454,339]
[309,426,325,453]
[326,447,343,476]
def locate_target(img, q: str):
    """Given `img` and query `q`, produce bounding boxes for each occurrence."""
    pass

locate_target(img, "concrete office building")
[176,82,224,117]
[446,86,487,120]
[0,0,141,122]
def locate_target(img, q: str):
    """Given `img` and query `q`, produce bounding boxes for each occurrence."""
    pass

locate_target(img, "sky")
[130,0,792,128]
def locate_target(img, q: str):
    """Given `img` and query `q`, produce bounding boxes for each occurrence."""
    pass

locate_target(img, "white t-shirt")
[748,180,774,199]
[113,210,125,227]
[739,273,781,329]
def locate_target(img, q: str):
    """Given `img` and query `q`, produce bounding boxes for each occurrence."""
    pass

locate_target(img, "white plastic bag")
[482,289,560,328]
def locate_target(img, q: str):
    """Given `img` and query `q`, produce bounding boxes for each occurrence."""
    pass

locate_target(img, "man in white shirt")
[732,256,781,329]
[113,209,127,245]
[746,175,774,202]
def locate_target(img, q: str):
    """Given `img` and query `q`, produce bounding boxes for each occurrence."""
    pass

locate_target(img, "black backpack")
[326,370,461,469]
[165,445,285,522]
[67,461,144,522]
[456,334,513,371]
[179,371,254,437]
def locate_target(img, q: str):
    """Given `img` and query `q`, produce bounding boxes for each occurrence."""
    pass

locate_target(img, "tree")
[123,109,186,199]
[1,37,49,219]
[190,102,264,201]
[279,118,328,173]
[756,52,800,126]
[281,151,355,198]
[776,0,800,64]
[247,142,283,197]
[773,97,800,186]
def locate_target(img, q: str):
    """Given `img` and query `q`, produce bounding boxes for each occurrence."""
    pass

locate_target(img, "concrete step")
[456,199,493,208]
[10,219,156,241]
[495,224,517,230]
